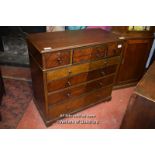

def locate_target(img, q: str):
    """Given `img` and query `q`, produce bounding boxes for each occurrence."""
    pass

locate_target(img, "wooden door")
[115,39,153,86]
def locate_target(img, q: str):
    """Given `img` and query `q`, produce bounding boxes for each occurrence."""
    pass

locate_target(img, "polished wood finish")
[107,42,122,57]
[121,61,155,129]
[27,41,43,67]
[47,64,117,92]
[48,75,115,106]
[116,39,153,86]
[46,56,120,81]
[29,55,47,115]
[27,29,119,53]
[48,86,112,122]
[73,44,107,63]
[44,50,71,69]
[112,26,154,88]
[73,42,122,64]
[27,29,122,126]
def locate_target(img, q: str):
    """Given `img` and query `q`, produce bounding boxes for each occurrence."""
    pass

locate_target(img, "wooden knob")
[101,71,105,76]
[68,70,72,74]
[57,52,61,56]
[67,81,71,86]
[67,92,71,97]
[104,60,107,64]
[99,82,103,86]
[57,57,62,64]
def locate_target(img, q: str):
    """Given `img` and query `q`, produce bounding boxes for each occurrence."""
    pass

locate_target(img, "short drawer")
[47,64,117,92]
[48,75,114,106]
[107,42,123,57]
[73,44,107,63]
[46,56,120,81]
[43,50,71,69]
[48,86,112,121]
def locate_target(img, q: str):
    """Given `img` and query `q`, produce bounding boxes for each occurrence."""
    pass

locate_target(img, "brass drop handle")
[67,81,71,86]
[67,92,71,97]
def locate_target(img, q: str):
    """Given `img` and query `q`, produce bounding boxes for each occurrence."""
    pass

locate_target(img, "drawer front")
[48,75,114,106]
[43,50,71,69]
[47,64,117,92]
[48,86,112,120]
[47,56,120,81]
[73,45,107,63]
[107,42,122,57]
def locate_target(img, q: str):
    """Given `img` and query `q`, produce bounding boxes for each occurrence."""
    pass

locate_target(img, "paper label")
[43,47,52,50]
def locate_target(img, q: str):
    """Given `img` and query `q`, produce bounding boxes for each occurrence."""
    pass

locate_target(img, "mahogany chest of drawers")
[27,29,123,126]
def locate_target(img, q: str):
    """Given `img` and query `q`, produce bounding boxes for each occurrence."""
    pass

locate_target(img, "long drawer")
[47,64,117,92]
[48,74,114,106]
[46,56,120,81]
[48,86,112,121]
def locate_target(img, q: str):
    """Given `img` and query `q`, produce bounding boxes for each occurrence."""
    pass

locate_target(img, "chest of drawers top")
[27,29,119,53]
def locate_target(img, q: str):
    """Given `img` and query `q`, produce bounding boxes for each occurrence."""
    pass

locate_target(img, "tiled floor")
[17,86,134,129]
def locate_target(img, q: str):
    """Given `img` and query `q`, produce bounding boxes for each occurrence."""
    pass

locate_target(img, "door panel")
[116,39,152,85]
